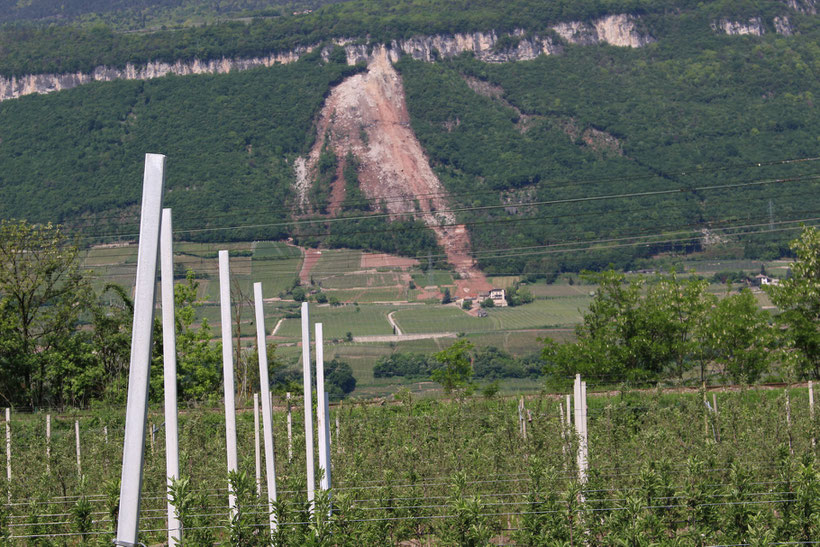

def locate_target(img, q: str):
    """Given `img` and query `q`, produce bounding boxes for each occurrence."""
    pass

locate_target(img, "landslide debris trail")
[300,47,491,296]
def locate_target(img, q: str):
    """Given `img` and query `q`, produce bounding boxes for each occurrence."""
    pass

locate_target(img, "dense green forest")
[0,0,346,29]
[0,0,813,77]
[0,52,358,242]
[0,0,819,271]
[398,22,820,273]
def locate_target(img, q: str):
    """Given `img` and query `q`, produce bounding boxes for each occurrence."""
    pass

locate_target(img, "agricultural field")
[252,241,303,297]
[273,304,394,340]
[393,298,591,335]
[2,385,817,544]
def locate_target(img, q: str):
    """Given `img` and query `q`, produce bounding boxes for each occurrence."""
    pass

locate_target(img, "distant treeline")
[374,346,544,381]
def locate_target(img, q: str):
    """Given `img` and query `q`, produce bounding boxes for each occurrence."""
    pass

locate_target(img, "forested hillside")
[0,0,818,273]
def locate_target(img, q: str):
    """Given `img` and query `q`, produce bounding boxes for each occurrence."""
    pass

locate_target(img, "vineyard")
[1,384,817,545]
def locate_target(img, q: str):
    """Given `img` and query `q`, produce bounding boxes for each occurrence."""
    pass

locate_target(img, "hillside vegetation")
[0,0,814,77]
[0,0,818,272]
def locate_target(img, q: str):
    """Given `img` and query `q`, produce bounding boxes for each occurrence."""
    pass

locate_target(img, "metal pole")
[160,208,181,546]
[253,393,262,497]
[315,324,330,492]
[116,153,165,546]
[254,282,278,533]
[75,420,82,477]
[301,303,316,513]
[219,250,239,516]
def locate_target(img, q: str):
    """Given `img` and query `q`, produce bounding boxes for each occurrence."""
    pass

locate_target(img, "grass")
[325,287,408,302]
[309,249,364,278]
[321,272,404,289]
[411,270,453,288]
[393,297,591,334]
[274,304,394,339]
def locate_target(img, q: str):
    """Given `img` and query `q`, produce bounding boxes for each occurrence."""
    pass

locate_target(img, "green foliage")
[0,59,361,241]
[431,339,474,394]
[155,272,223,402]
[543,269,778,384]
[505,282,533,307]
[766,227,820,378]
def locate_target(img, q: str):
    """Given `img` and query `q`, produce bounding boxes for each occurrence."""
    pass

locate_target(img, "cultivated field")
[2,386,817,544]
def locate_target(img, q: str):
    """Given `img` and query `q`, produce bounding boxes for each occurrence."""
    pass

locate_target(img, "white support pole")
[104,426,109,445]
[160,208,181,546]
[75,420,82,477]
[565,394,571,427]
[46,414,51,475]
[116,153,165,546]
[335,411,340,448]
[5,408,10,481]
[219,250,239,517]
[323,393,332,489]
[254,282,278,533]
[286,393,293,462]
[301,303,316,513]
[573,375,587,486]
[315,324,330,492]
[809,380,815,449]
[581,380,588,479]
[253,393,262,497]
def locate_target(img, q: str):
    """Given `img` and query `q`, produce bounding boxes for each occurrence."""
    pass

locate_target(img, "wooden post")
[75,420,82,477]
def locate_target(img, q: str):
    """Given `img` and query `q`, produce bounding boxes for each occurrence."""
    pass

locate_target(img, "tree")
[703,289,772,383]
[0,220,90,407]
[441,287,452,304]
[765,227,820,378]
[431,340,474,394]
[153,272,222,401]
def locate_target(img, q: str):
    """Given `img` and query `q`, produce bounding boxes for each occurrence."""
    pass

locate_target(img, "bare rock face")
[711,17,766,36]
[553,14,654,47]
[0,15,654,103]
[774,15,795,35]
[785,0,817,15]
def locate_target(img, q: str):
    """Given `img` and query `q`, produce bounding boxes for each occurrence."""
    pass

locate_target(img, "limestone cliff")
[0,14,650,102]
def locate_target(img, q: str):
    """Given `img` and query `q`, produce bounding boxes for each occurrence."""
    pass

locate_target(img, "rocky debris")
[298,47,491,293]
